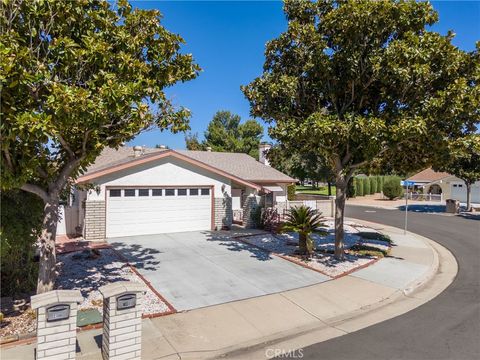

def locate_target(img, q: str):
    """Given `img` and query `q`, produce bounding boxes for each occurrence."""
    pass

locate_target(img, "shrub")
[287,184,296,201]
[363,177,370,195]
[370,176,377,194]
[376,176,382,193]
[1,190,44,296]
[250,206,263,229]
[356,177,364,196]
[280,206,325,255]
[380,176,385,192]
[383,178,404,200]
[357,231,392,244]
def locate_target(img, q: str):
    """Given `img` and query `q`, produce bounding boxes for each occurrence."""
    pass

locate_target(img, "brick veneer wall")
[31,290,82,360]
[214,196,232,230]
[242,195,258,228]
[84,201,106,241]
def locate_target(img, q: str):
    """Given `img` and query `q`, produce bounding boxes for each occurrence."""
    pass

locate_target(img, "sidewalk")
[1,221,457,360]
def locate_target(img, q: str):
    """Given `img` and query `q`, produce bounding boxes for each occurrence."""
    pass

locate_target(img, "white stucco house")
[406,168,480,204]
[57,144,295,240]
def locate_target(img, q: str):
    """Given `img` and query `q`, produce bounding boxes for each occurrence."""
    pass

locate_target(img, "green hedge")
[1,190,44,296]
[370,177,377,194]
[356,178,364,196]
[363,177,370,195]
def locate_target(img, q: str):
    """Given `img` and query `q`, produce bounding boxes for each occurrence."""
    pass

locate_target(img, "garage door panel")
[106,188,212,237]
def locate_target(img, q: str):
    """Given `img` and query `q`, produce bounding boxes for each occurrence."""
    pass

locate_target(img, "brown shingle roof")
[81,147,295,183]
[176,150,295,182]
[407,168,451,183]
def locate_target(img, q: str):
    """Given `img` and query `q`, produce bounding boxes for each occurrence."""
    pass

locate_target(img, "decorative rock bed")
[0,248,172,341]
[56,248,171,316]
[239,219,392,278]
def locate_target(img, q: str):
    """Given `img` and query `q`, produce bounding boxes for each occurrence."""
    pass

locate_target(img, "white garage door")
[106,187,212,238]
[451,183,480,203]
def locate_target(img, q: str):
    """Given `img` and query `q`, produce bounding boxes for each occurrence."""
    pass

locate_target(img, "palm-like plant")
[280,206,325,255]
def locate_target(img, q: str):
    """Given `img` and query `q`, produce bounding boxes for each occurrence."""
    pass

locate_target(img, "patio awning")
[264,186,283,192]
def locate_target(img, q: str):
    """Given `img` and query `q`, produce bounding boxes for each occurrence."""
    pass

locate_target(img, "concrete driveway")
[109,231,329,311]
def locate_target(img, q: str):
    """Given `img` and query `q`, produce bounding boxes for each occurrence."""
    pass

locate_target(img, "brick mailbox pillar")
[99,282,146,360]
[31,289,83,360]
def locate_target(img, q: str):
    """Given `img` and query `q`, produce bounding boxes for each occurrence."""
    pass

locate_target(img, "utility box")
[99,282,146,360]
[446,199,460,213]
[31,289,83,360]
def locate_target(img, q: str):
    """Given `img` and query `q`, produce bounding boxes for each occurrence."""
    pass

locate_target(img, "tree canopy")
[433,135,480,211]
[0,0,199,292]
[243,0,479,259]
[185,110,264,158]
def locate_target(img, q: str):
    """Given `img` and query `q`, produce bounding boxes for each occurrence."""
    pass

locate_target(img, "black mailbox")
[46,304,70,322]
[117,293,136,310]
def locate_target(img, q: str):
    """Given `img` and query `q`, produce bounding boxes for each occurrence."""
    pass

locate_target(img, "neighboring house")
[57,144,295,240]
[406,168,480,203]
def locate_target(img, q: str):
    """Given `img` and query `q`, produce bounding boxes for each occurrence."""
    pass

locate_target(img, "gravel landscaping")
[56,248,171,315]
[0,247,172,341]
[239,219,392,278]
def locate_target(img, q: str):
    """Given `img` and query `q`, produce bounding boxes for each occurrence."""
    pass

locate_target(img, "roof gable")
[76,149,263,190]
[407,168,451,183]
[76,147,295,188]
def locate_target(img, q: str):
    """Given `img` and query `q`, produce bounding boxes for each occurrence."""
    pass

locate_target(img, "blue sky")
[130,0,480,149]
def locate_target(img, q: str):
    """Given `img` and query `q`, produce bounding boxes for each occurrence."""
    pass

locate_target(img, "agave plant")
[280,206,325,255]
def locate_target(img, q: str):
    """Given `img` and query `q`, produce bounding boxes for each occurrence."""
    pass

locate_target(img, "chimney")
[206,146,212,152]
[258,143,271,166]
[133,145,143,157]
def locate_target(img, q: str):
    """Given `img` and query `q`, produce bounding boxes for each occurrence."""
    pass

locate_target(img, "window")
[189,188,199,196]
[178,188,187,196]
[138,189,149,197]
[124,189,136,197]
[165,189,175,196]
[201,188,210,196]
[110,189,121,197]
[152,189,162,196]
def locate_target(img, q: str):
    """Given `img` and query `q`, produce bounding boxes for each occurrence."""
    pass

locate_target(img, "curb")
[207,220,457,360]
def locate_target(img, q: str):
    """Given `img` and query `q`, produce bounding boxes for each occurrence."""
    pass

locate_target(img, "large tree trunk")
[466,182,472,212]
[334,176,347,260]
[37,200,60,294]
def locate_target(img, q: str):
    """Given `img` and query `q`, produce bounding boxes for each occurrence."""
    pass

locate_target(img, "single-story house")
[406,168,480,203]
[57,144,295,240]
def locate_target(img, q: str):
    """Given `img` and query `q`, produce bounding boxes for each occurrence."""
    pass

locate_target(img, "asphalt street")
[301,206,480,360]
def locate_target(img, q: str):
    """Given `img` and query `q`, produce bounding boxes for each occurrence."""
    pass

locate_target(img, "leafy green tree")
[186,111,263,158]
[184,133,205,151]
[280,206,325,255]
[434,135,480,212]
[243,0,478,259]
[1,0,199,293]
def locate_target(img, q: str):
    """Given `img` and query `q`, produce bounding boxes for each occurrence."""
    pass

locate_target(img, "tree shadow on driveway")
[109,242,162,271]
[202,231,275,261]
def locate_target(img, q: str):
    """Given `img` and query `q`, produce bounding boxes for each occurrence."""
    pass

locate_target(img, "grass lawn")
[296,185,336,196]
